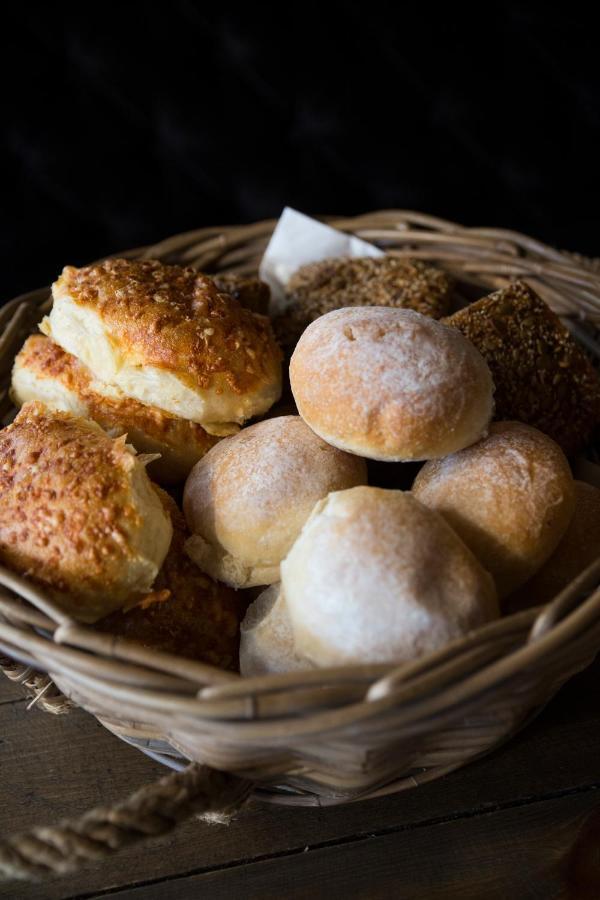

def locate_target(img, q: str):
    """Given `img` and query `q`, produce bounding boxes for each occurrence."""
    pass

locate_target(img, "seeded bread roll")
[413,422,576,598]
[0,402,172,622]
[444,282,600,455]
[184,415,367,588]
[290,307,494,461]
[507,481,600,611]
[41,258,282,436]
[274,256,453,352]
[99,490,244,669]
[281,486,498,667]
[11,334,219,484]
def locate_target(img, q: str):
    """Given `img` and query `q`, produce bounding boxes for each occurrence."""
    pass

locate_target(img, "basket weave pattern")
[1,211,599,879]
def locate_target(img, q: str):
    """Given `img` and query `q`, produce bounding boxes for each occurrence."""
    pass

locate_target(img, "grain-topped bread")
[290,307,494,461]
[444,282,600,455]
[274,256,454,352]
[11,335,220,484]
[183,415,367,587]
[0,402,172,622]
[41,258,282,435]
[413,422,576,598]
[99,490,244,669]
[281,486,498,667]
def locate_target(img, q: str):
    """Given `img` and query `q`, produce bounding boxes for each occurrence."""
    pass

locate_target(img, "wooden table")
[0,655,599,900]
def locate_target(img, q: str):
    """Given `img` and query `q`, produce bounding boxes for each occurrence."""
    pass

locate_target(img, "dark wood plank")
[88,790,600,900]
[0,657,599,900]
[0,673,28,704]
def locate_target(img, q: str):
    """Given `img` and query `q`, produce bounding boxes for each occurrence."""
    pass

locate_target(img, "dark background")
[1,4,598,300]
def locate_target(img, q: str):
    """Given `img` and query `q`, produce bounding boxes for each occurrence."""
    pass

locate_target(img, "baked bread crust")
[11,334,219,483]
[290,307,494,461]
[0,402,172,622]
[281,486,498,667]
[41,258,282,433]
[183,415,367,588]
[413,421,576,598]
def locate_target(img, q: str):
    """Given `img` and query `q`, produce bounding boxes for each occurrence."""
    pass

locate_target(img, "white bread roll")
[240,584,310,676]
[507,481,600,610]
[289,307,494,461]
[183,416,367,588]
[281,486,498,667]
[413,422,576,599]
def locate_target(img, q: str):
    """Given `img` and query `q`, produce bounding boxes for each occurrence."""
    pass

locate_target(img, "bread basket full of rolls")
[1,209,600,882]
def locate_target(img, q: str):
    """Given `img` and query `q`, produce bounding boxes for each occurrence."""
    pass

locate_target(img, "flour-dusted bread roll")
[41,259,282,435]
[0,402,173,622]
[183,415,367,588]
[11,334,219,484]
[289,307,494,461]
[413,422,576,599]
[507,481,600,610]
[281,486,498,667]
[240,584,310,676]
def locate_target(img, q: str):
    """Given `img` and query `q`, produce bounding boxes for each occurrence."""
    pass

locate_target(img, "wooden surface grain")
[1,656,599,900]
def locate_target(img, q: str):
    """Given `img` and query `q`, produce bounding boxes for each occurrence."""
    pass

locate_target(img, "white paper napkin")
[259,207,384,314]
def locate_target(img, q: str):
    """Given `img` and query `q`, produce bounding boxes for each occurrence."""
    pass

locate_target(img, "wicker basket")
[1,210,600,882]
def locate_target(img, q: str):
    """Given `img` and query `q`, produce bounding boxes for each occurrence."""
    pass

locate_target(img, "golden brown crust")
[413,421,576,598]
[54,258,281,396]
[507,481,600,611]
[289,307,494,461]
[12,335,219,482]
[445,282,600,455]
[98,489,246,670]
[274,256,454,352]
[0,402,172,621]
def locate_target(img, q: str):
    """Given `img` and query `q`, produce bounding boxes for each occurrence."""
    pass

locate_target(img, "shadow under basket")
[1,210,600,882]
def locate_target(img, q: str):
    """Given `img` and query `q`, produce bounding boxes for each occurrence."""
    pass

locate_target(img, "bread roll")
[413,422,576,598]
[274,256,453,353]
[41,258,282,435]
[183,415,367,588]
[281,486,498,667]
[445,282,600,456]
[239,584,309,676]
[289,307,494,461]
[507,481,600,610]
[11,335,219,484]
[99,490,244,669]
[0,402,172,622]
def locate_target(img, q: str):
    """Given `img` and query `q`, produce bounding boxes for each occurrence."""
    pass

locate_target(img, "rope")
[0,763,251,881]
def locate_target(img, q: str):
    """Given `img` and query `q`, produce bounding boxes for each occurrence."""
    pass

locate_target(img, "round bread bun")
[41,258,282,435]
[183,415,367,588]
[239,584,310,676]
[0,402,173,623]
[412,422,576,599]
[281,486,498,667]
[507,481,600,611]
[289,307,494,461]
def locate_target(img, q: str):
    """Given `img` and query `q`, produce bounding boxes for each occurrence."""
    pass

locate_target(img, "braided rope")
[0,763,251,881]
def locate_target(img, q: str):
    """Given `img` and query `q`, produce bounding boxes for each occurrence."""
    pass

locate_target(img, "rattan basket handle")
[0,762,252,882]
